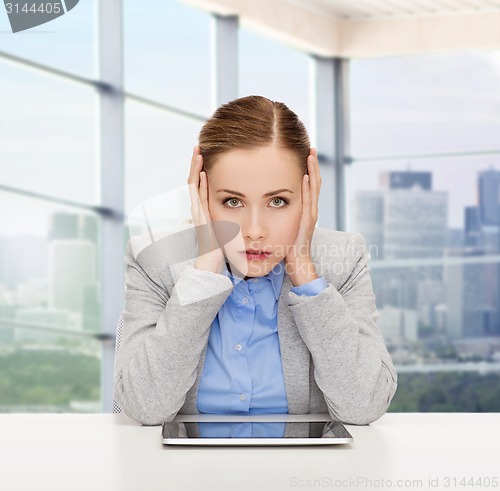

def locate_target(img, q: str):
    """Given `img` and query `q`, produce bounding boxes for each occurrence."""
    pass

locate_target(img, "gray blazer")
[113,225,398,426]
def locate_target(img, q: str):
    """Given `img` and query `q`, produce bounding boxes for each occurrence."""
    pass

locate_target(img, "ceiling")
[181,0,500,57]
[290,0,500,20]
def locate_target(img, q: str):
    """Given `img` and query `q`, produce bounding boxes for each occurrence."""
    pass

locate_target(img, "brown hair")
[198,95,310,176]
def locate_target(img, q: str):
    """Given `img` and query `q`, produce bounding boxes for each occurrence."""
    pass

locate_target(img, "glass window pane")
[124,0,211,116]
[125,99,202,216]
[0,192,102,412]
[346,156,500,411]
[350,52,500,158]
[346,156,500,232]
[0,62,97,205]
[0,192,101,332]
[0,329,101,413]
[389,371,500,412]
[0,0,95,79]
[239,27,311,131]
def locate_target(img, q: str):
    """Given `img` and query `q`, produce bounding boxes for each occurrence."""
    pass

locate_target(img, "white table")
[0,412,499,491]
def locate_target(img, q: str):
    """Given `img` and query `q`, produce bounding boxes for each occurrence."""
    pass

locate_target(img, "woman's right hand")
[187,145,225,274]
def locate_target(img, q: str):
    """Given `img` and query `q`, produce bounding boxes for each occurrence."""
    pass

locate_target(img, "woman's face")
[207,144,304,279]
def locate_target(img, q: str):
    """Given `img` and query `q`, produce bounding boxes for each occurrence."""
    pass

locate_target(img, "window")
[124,0,211,116]
[348,52,500,412]
[0,0,214,413]
[0,0,95,78]
[239,26,311,131]
[125,99,203,214]
[0,62,97,204]
[0,191,102,411]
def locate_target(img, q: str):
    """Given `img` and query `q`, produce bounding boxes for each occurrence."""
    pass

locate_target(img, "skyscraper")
[446,167,500,340]
[445,249,498,339]
[354,170,448,333]
[478,168,500,226]
[380,170,432,191]
[384,189,447,264]
[50,212,99,242]
[353,190,384,259]
[48,240,96,312]
[464,206,482,247]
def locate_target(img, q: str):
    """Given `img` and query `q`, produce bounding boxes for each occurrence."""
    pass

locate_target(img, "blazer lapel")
[277,273,311,413]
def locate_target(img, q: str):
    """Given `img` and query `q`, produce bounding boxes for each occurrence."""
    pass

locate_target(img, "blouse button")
[235,343,242,351]
[240,394,246,401]
[242,297,249,304]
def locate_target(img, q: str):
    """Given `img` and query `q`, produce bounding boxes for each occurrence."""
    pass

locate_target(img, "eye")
[223,197,242,208]
[270,197,289,208]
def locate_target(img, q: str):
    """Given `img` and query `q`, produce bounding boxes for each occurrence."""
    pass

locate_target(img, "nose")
[240,208,268,242]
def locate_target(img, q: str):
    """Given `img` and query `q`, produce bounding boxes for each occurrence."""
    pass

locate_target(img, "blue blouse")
[196,259,328,415]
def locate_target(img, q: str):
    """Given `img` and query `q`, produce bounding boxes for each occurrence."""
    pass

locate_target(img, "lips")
[243,250,271,255]
[241,250,271,261]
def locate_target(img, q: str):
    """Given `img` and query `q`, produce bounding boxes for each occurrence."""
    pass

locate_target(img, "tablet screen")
[162,420,352,441]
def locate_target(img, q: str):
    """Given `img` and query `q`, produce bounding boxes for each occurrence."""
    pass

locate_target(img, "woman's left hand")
[284,147,322,286]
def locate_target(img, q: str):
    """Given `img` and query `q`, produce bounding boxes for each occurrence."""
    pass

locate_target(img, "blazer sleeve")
[287,232,398,425]
[114,239,234,426]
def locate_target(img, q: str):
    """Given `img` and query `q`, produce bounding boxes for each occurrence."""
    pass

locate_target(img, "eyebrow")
[216,188,294,198]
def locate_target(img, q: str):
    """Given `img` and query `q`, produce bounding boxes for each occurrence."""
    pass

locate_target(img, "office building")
[354,173,448,311]
[380,170,432,191]
[353,190,384,260]
[48,240,96,314]
[478,168,500,226]
[50,212,99,243]
[378,307,418,343]
[445,248,499,339]
[384,189,447,264]
[464,206,482,248]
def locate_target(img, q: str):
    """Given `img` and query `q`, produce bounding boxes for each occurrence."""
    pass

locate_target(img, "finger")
[189,152,207,229]
[200,171,209,218]
[200,171,220,250]
[189,156,203,208]
[188,180,202,221]
[302,174,312,213]
[308,150,321,211]
[191,154,202,191]
[295,175,312,255]
[314,148,322,188]
[200,172,219,244]
[188,146,197,183]
[308,150,319,193]
[312,154,320,223]
[196,155,203,188]
[304,173,318,225]
[188,145,201,185]
[306,155,317,208]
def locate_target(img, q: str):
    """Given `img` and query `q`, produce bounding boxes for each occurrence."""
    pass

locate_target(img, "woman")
[114,95,397,426]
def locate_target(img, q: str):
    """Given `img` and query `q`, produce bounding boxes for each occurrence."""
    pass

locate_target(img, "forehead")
[211,146,301,178]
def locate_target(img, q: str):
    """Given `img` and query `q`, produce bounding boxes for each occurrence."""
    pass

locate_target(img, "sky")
[1,0,500,236]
